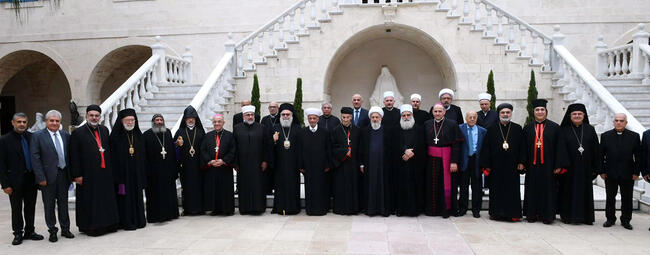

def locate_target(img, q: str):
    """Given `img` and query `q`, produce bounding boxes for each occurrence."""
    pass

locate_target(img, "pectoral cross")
[434,138,439,144]
[160,148,167,159]
[536,141,542,148]
[215,146,219,153]
[99,147,105,153]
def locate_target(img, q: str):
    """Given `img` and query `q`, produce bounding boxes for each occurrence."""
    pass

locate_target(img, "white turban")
[305,108,322,117]
[438,88,455,98]
[478,93,492,102]
[368,106,384,118]
[410,93,422,101]
[242,105,255,114]
[383,91,395,99]
[400,104,413,114]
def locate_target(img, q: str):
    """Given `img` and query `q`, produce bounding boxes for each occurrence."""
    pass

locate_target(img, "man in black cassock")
[477,93,497,129]
[70,105,119,236]
[232,100,260,127]
[429,89,464,125]
[110,109,147,230]
[395,105,425,216]
[233,105,269,214]
[174,106,205,215]
[423,103,463,218]
[1,113,44,245]
[260,101,279,195]
[480,103,524,222]
[201,114,236,216]
[360,107,396,216]
[642,129,650,231]
[318,102,340,131]
[142,114,179,223]
[300,108,331,215]
[558,104,600,225]
[330,107,362,215]
[601,113,641,230]
[381,91,401,128]
[521,99,568,224]
[410,94,431,126]
[270,103,302,215]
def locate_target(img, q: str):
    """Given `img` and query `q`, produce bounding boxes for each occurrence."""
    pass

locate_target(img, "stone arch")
[0,50,73,133]
[87,45,152,103]
[323,23,457,111]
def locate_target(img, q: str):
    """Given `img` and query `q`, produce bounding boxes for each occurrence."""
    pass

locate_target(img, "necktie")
[53,133,66,169]
[354,110,359,125]
[468,127,475,156]
[21,134,31,171]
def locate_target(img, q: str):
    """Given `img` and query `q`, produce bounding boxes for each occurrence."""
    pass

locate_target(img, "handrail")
[480,0,551,41]
[554,44,645,134]
[235,0,309,48]
[641,44,650,55]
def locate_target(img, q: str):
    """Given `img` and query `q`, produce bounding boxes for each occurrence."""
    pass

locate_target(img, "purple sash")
[428,146,452,210]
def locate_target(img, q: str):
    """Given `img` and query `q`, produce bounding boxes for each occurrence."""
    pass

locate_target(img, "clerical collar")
[616,129,624,135]
[309,124,318,132]
[435,118,444,123]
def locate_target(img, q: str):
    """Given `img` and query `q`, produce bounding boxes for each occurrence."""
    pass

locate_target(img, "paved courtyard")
[1,194,650,255]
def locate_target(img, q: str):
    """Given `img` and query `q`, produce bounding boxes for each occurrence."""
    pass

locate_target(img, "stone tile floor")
[1,195,650,254]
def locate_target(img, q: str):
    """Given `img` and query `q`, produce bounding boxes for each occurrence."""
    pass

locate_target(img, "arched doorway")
[87,45,152,103]
[0,50,72,134]
[324,24,457,111]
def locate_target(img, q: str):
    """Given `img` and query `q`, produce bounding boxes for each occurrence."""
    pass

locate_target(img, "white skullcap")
[400,104,413,114]
[383,91,395,99]
[242,105,255,114]
[478,93,492,102]
[305,108,322,117]
[410,93,422,101]
[439,88,455,98]
[368,106,384,118]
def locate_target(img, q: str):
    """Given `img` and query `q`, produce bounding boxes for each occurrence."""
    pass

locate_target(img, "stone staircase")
[138,83,202,130]
[602,80,650,129]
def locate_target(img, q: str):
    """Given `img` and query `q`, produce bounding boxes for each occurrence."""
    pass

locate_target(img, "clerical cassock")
[477,109,498,129]
[330,107,362,215]
[70,105,119,236]
[200,125,236,215]
[233,105,269,214]
[396,106,425,216]
[261,112,279,195]
[301,110,331,215]
[110,109,147,230]
[382,107,400,128]
[174,106,206,215]
[270,103,302,215]
[479,103,524,221]
[521,99,568,223]
[142,115,179,223]
[413,109,431,126]
[318,114,340,131]
[423,113,463,217]
[558,104,600,225]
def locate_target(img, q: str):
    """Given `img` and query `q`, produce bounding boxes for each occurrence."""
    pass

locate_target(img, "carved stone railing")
[166,54,191,84]
[551,26,646,135]
[640,44,650,85]
[596,24,650,81]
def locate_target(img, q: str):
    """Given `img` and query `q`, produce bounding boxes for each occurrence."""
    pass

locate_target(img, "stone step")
[603,84,650,93]
[151,92,199,99]
[140,105,189,113]
[608,91,650,99]
[156,84,203,93]
[617,99,650,107]
[145,99,194,106]
[598,78,644,86]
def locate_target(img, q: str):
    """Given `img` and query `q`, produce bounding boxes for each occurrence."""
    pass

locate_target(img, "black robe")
[477,110,498,129]
[480,121,525,220]
[360,125,397,216]
[233,112,260,127]
[521,120,568,222]
[233,122,269,214]
[558,124,599,224]
[414,109,431,126]
[429,104,464,124]
[142,129,179,223]
[318,115,341,131]
[330,124,362,215]
[382,107,401,128]
[110,129,147,230]
[423,118,463,217]
[260,114,279,194]
[270,123,303,215]
[174,127,205,215]
[200,129,236,215]
[396,125,425,216]
[70,124,119,235]
[300,126,331,215]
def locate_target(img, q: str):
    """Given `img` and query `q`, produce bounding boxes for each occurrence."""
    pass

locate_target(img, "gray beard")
[280,118,292,128]
[500,117,511,123]
[400,119,414,130]
[88,120,100,127]
[244,119,254,125]
[152,125,166,134]
[123,124,134,131]
[371,122,381,130]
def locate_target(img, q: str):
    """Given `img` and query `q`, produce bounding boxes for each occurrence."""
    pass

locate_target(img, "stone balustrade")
[596,24,650,82]
[640,44,650,85]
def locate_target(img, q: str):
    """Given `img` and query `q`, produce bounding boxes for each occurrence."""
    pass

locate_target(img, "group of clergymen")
[2,88,650,246]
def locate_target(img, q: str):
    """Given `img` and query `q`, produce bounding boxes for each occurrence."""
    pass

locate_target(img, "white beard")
[280,117,292,128]
[244,119,254,125]
[371,122,381,130]
[152,124,166,134]
[88,120,100,127]
[123,124,135,131]
[400,118,414,130]
[500,117,511,123]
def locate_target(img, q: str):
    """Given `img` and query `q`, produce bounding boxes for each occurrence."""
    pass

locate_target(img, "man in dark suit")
[352,94,369,128]
[458,111,487,218]
[30,110,74,242]
[431,88,464,124]
[600,113,641,230]
[0,113,44,245]
[233,100,260,126]
[642,129,650,231]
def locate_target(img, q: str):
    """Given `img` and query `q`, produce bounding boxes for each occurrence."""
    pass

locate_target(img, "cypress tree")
[293,78,304,127]
[487,70,496,111]
[525,70,538,123]
[251,74,261,117]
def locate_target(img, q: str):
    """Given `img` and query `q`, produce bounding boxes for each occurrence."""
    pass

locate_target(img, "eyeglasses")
[281,113,291,116]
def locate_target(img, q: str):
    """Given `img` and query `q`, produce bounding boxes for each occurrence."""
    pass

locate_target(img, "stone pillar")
[152,36,167,86]
[182,46,193,84]
[594,36,608,79]
[631,24,649,78]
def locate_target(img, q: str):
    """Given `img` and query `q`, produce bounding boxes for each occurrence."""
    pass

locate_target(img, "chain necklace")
[432,119,445,144]
[571,124,585,155]
[154,130,167,159]
[281,125,292,149]
[185,127,197,157]
[126,131,135,157]
[499,122,511,150]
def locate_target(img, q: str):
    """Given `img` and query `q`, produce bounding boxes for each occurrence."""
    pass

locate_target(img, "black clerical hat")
[87,104,101,113]
[151,113,164,122]
[496,103,513,113]
[532,99,548,109]
[341,107,353,115]
[561,103,590,127]
[110,108,142,138]
[279,103,295,114]
[178,105,204,132]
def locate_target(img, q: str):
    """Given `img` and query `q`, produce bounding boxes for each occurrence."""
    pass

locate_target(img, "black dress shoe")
[472,211,480,218]
[23,232,44,241]
[12,235,23,245]
[603,221,614,228]
[622,222,633,230]
[61,230,75,239]
[48,232,58,243]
